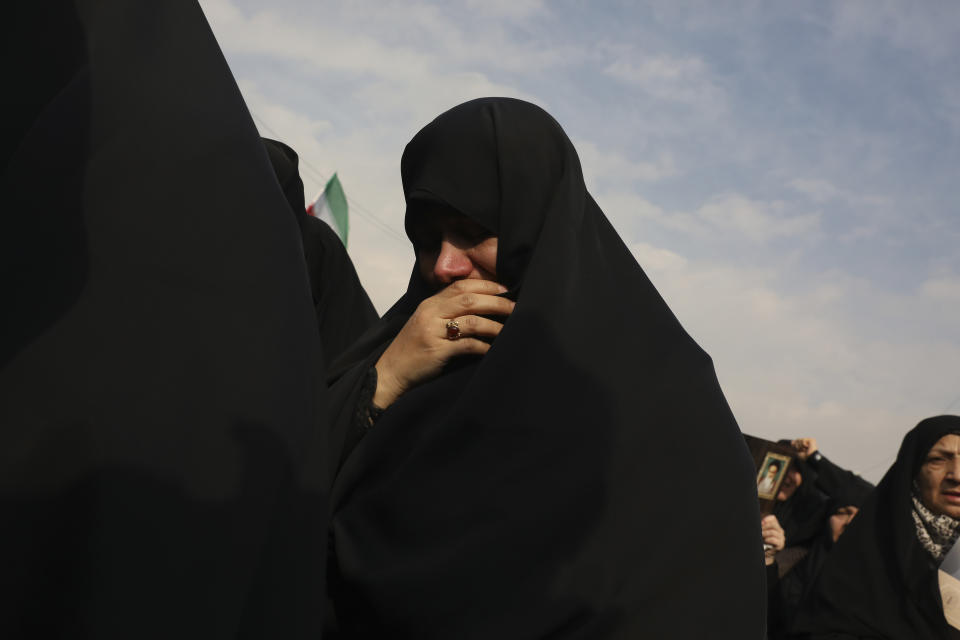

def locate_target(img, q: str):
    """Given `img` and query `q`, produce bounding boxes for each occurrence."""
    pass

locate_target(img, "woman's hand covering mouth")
[373,278,513,409]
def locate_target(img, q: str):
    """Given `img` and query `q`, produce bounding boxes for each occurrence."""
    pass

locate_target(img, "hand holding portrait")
[761,514,786,566]
[791,437,819,461]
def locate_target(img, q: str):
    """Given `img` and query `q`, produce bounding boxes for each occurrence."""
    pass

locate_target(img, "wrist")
[373,360,404,409]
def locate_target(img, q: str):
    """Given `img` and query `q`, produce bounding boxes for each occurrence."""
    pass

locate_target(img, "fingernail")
[497,284,508,293]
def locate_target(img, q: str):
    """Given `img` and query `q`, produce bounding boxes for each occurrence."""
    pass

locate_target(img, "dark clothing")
[773,475,831,549]
[806,452,874,510]
[768,531,834,639]
[790,416,960,640]
[326,98,765,639]
[262,138,379,364]
[2,2,329,638]
[300,215,379,364]
[773,448,874,549]
[768,449,876,637]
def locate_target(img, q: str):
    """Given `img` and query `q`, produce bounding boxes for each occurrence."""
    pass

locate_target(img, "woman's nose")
[948,457,960,480]
[433,238,473,283]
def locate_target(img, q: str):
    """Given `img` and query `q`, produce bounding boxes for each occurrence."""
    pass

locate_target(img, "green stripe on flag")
[324,173,349,246]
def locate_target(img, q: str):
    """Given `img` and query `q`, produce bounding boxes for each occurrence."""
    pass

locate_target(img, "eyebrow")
[928,448,959,458]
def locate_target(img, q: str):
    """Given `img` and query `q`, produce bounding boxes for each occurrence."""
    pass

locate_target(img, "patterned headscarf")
[912,483,960,563]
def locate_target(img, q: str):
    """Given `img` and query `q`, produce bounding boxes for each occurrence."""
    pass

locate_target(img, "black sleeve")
[767,560,781,591]
[353,366,384,435]
[767,561,786,636]
[325,364,384,479]
[808,453,874,506]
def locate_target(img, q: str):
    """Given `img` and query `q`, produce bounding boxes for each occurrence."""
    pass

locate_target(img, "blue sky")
[201,0,959,481]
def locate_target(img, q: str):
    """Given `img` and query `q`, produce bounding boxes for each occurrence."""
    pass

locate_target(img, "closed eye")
[412,229,440,253]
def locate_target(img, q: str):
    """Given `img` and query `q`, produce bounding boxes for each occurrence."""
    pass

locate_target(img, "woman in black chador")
[790,415,960,639]
[262,138,379,364]
[3,3,329,637]
[325,98,764,639]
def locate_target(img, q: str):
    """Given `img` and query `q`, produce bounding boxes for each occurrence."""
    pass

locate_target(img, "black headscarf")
[772,454,831,548]
[2,2,328,637]
[790,416,960,640]
[327,98,764,639]
[262,138,379,364]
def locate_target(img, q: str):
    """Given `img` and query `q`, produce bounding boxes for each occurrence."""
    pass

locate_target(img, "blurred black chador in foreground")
[2,2,330,637]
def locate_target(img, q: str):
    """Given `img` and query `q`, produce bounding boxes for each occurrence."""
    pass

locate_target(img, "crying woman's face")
[410,204,498,292]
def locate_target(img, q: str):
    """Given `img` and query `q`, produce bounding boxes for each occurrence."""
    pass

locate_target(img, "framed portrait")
[743,434,796,514]
[755,452,791,500]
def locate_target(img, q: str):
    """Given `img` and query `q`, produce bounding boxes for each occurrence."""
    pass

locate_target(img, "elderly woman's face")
[411,206,498,291]
[917,434,960,518]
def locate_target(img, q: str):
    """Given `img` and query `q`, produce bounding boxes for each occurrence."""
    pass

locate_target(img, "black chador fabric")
[2,2,328,638]
[262,138,379,365]
[808,454,875,510]
[773,458,831,548]
[772,440,873,550]
[770,495,868,638]
[790,416,960,640]
[326,98,765,639]
[768,463,874,639]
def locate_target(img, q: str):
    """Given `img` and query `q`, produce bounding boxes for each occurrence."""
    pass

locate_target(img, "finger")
[441,291,516,318]
[437,279,508,298]
[447,337,492,357]
[442,315,504,340]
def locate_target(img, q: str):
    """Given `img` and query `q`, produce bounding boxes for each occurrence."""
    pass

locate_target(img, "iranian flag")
[306,173,349,246]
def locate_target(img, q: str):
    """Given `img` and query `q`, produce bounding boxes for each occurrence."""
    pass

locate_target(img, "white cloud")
[463,0,546,19]
[828,1,960,61]
[605,55,705,83]
[787,178,841,204]
[938,83,960,135]
[788,177,889,208]
[597,191,705,236]
[639,246,960,480]
[202,0,572,81]
[602,52,727,114]
[575,139,678,189]
[599,190,821,245]
[241,82,332,142]
[921,275,960,301]
[203,2,432,80]
[695,193,820,243]
[630,242,688,271]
